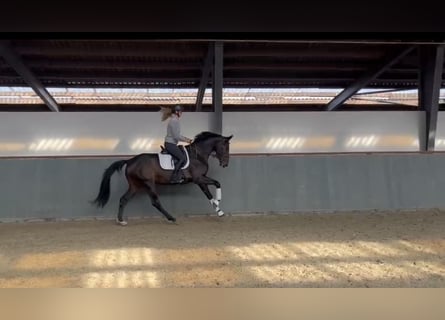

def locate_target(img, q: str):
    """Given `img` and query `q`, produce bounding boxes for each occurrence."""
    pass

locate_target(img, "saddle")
[157,145,190,170]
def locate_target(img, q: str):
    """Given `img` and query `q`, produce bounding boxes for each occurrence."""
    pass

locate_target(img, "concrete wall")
[1,153,445,221]
[1,111,445,221]
[0,111,427,157]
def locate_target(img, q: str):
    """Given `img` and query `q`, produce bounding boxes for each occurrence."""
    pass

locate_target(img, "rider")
[162,105,193,183]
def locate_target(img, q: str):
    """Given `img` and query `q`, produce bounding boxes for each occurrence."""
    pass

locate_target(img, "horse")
[92,131,233,225]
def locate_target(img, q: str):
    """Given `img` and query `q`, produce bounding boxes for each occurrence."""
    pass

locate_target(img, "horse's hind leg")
[116,188,135,225]
[144,182,176,223]
[117,176,139,226]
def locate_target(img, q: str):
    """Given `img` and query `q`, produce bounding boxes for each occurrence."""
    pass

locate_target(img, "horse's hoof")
[217,210,225,217]
[116,218,128,226]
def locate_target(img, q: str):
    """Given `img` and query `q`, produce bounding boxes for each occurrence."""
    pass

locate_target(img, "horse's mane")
[193,131,222,144]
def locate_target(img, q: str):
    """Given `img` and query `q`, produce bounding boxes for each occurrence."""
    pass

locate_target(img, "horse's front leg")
[195,176,224,217]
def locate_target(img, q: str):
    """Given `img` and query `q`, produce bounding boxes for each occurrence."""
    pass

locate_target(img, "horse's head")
[214,135,233,167]
[192,132,234,167]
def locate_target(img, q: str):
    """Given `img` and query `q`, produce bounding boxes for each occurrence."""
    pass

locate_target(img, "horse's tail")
[91,160,127,208]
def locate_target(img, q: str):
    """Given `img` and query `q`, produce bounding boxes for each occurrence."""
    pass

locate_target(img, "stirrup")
[170,169,184,184]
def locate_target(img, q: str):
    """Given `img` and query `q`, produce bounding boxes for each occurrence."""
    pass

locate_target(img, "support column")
[419,45,444,151]
[212,41,223,134]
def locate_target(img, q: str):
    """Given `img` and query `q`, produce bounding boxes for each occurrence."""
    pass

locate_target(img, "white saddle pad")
[158,147,190,170]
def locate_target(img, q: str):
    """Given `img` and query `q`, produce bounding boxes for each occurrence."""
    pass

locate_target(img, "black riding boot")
[170,161,184,184]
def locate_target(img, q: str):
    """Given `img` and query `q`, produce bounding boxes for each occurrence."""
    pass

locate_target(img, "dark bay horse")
[92,131,233,225]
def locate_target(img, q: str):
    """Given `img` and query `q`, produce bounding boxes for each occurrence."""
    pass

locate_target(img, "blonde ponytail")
[160,106,173,121]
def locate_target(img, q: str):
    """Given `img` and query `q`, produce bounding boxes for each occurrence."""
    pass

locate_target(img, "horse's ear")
[226,135,233,141]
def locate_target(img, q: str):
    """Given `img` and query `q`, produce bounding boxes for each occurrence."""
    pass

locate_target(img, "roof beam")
[0,74,426,83]
[0,41,60,112]
[16,40,392,59]
[354,87,418,95]
[325,46,415,111]
[195,44,214,111]
[0,78,425,90]
[14,45,387,59]
[10,60,203,70]
[3,59,420,72]
[419,45,444,151]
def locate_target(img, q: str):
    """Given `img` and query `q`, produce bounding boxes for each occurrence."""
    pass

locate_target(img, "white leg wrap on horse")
[210,199,224,216]
[216,188,222,201]
[116,218,128,226]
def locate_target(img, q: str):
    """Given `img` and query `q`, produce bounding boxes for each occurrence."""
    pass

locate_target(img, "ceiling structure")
[0,39,444,111]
